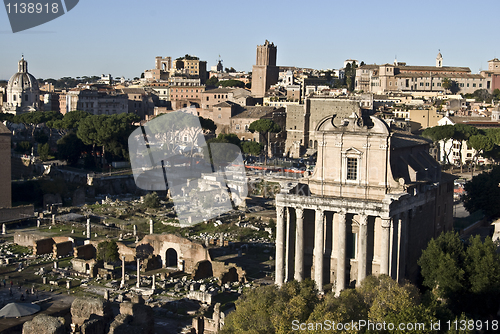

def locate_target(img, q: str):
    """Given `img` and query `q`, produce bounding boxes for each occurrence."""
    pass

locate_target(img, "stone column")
[121,256,126,288]
[133,225,137,236]
[86,219,91,239]
[52,214,55,225]
[275,206,285,287]
[357,214,368,287]
[37,219,40,228]
[136,258,140,288]
[335,211,346,296]
[380,217,392,276]
[152,274,155,290]
[285,208,294,282]
[314,209,324,292]
[2,224,5,235]
[294,208,304,281]
[149,219,153,235]
[398,212,408,283]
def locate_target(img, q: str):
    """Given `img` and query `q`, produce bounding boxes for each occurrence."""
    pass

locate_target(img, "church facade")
[3,57,40,115]
[275,107,454,295]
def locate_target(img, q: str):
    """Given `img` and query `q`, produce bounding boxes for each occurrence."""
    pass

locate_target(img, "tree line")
[221,231,500,334]
[422,123,500,174]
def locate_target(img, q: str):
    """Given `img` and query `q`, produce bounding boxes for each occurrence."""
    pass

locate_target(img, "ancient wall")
[116,241,136,262]
[74,244,96,260]
[14,230,48,247]
[0,205,35,223]
[53,240,73,258]
[140,234,211,274]
[211,262,246,284]
[34,238,55,255]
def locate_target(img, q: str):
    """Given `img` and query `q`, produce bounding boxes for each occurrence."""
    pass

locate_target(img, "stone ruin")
[22,296,154,334]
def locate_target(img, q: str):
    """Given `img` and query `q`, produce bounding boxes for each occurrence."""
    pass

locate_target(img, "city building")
[60,88,128,115]
[285,99,363,158]
[200,87,253,110]
[251,40,279,98]
[168,77,205,110]
[230,106,286,156]
[275,109,454,295]
[3,57,40,115]
[356,53,490,95]
[481,58,500,92]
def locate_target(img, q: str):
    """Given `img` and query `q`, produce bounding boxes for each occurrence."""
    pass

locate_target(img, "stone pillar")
[86,219,91,239]
[357,215,368,287]
[152,275,155,290]
[104,289,109,301]
[121,256,126,288]
[54,261,58,269]
[398,212,408,283]
[149,219,153,235]
[136,258,140,288]
[37,219,40,228]
[314,209,324,292]
[275,206,285,287]
[294,208,304,281]
[380,217,392,276]
[2,224,5,235]
[285,207,294,282]
[335,211,346,296]
[52,214,55,225]
[133,225,137,236]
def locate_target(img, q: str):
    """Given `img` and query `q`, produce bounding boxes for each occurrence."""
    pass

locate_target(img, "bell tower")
[436,51,443,68]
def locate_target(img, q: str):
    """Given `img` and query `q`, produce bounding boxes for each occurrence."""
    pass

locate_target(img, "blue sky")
[1,0,499,80]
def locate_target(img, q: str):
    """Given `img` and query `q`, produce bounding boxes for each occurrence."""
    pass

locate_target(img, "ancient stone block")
[23,314,66,334]
[71,297,112,326]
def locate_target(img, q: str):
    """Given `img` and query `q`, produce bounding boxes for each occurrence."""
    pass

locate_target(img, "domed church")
[3,57,40,115]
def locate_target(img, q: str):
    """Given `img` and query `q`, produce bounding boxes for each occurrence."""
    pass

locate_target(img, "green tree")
[464,235,500,316]
[96,240,119,263]
[467,133,494,175]
[205,133,242,170]
[219,79,245,88]
[462,166,500,217]
[77,113,139,167]
[451,124,478,172]
[143,192,160,208]
[248,119,281,164]
[418,232,466,302]
[48,110,90,137]
[220,279,318,334]
[241,141,263,156]
[56,131,89,166]
[38,142,50,161]
[493,88,500,101]
[422,125,456,165]
[419,231,500,317]
[205,76,219,87]
[472,89,492,102]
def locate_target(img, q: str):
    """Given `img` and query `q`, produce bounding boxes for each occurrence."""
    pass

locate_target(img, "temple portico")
[274,105,454,295]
